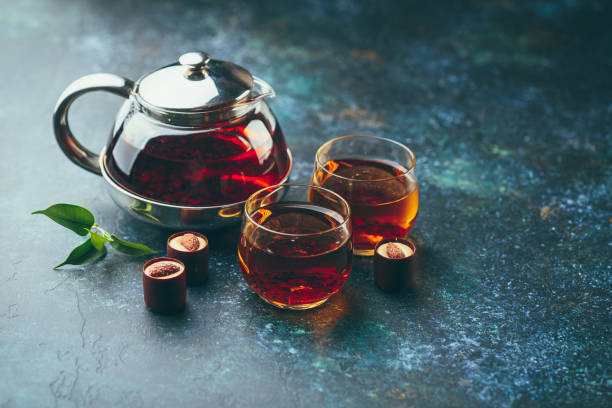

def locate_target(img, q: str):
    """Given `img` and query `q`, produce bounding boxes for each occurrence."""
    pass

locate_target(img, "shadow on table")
[241,281,365,348]
[402,239,453,298]
[359,238,455,310]
[203,225,242,251]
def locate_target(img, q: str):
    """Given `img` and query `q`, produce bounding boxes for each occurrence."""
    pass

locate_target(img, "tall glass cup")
[310,135,418,256]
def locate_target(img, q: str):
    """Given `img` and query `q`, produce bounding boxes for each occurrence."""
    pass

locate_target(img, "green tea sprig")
[32,203,157,269]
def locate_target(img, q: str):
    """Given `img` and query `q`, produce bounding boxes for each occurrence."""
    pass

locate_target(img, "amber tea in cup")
[238,184,352,310]
[310,135,418,256]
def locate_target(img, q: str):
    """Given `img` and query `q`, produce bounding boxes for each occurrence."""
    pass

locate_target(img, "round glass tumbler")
[310,135,418,256]
[238,184,352,310]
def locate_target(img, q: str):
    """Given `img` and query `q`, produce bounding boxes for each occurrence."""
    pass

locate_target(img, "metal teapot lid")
[135,51,270,125]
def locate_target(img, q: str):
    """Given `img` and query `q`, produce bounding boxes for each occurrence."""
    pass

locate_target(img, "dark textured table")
[1,1,610,406]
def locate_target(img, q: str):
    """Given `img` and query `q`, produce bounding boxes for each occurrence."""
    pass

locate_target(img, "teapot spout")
[251,76,276,100]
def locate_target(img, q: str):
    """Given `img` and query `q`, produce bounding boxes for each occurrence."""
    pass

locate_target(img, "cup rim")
[315,134,416,182]
[244,183,351,237]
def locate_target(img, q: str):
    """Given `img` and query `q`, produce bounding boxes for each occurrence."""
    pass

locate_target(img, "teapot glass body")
[104,97,290,207]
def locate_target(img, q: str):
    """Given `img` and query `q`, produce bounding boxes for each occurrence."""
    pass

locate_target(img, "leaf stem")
[91,225,113,241]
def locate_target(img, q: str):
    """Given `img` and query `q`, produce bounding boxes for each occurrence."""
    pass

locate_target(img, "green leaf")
[110,235,157,256]
[32,204,94,236]
[54,239,107,269]
[87,229,112,250]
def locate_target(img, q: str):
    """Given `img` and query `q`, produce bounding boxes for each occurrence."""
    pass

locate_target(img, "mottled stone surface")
[0,0,610,406]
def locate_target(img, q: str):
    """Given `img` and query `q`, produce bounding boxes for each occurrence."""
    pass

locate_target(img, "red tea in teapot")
[105,110,290,206]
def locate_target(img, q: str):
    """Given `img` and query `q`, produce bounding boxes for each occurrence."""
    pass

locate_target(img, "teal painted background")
[0,0,610,406]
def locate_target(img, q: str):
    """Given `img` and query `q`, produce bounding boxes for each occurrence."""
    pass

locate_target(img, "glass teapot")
[53,51,292,229]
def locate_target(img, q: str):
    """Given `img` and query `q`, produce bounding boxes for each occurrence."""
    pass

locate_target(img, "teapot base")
[99,149,292,230]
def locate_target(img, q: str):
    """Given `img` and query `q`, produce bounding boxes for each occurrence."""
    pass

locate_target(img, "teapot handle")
[53,73,134,175]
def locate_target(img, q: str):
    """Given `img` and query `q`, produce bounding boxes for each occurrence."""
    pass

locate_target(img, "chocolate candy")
[167,231,209,286]
[142,257,186,314]
[373,238,416,292]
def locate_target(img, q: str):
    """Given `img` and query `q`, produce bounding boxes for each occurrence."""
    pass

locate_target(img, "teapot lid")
[135,51,261,124]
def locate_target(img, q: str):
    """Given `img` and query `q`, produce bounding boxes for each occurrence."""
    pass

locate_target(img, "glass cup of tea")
[310,135,418,256]
[238,184,352,310]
